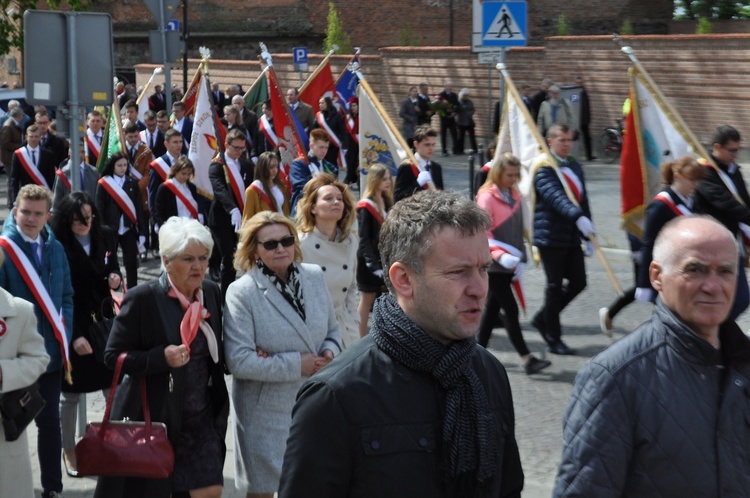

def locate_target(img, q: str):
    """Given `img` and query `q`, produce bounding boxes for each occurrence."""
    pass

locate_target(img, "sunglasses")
[259,235,295,251]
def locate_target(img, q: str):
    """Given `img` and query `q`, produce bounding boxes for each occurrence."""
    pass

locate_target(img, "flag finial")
[199,46,212,61]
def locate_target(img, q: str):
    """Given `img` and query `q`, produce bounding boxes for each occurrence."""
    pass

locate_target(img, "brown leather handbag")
[75,352,174,479]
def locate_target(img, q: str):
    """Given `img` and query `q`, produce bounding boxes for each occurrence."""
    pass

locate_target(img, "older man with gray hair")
[279,190,524,498]
[536,85,575,137]
[554,215,750,497]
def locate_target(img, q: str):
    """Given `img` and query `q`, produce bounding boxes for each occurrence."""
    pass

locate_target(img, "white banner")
[358,84,410,177]
[188,73,218,197]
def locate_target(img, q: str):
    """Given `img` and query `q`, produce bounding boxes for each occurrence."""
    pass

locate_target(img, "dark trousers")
[440,116,458,154]
[344,145,359,184]
[580,123,593,160]
[730,261,749,320]
[457,124,478,153]
[608,260,639,319]
[538,245,587,343]
[211,222,238,299]
[117,228,139,287]
[478,272,529,356]
[37,369,63,494]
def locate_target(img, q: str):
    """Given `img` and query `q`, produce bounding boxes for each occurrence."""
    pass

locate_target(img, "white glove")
[373,269,384,278]
[252,156,259,164]
[576,216,595,237]
[154,224,160,234]
[513,262,526,281]
[198,213,205,225]
[584,241,594,257]
[230,208,242,232]
[137,236,146,254]
[635,287,655,304]
[498,253,521,270]
[417,170,433,187]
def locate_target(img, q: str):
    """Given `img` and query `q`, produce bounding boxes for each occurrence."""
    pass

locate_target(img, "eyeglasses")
[259,235,295,251]
[722,145,740,154]
[228,144,246,151]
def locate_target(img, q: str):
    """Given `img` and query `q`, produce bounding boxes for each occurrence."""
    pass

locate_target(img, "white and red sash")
[224,159,246,211]
[86,129,102,162]
[482,162,491,173]
[99,176,138,225]
[129,165,143,181]
[164,179,199,219]
[559,166,583,203]
[250,181,276,211]
[150,156,171,181]
[653,191,691,217]
[55,170,71,191]
[259,115,278,147]
[0,236,70,376]
[316,113,347,168]
[356,198,385,225]
[488,238,524,258]
[409,163,429,191]
[14,148,49,189]
[346,116,358,144]
[278,164,292,195]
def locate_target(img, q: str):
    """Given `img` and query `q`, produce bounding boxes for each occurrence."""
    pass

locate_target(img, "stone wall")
[136,35,750,145]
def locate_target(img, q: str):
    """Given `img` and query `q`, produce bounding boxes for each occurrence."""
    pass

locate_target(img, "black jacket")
[96,275,229,498]
[207,155,254,229]
[554,300,750,497]
[394,160,444,203]
[9,146,56,205]
[695,155,750,236]
[279,335,524,498]
[532,160,590,248]
[153,180,202,227]
[96,175,148,236]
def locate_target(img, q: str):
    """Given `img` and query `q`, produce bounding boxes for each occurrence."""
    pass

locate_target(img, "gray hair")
[379,190,490,292]
[7,99,19,110]
[10,106,24,119]
[652,215,736,274]
[459,88,470,100]
[159,216,214,269]
[231,94,244,106]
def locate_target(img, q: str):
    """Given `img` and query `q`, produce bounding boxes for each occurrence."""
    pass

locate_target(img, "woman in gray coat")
[224,211,342,498]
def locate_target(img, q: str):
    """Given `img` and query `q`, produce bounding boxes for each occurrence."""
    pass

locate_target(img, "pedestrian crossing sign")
[472,1,527,50]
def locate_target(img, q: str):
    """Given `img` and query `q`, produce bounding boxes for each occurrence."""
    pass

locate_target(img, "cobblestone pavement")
[18,151,750,497]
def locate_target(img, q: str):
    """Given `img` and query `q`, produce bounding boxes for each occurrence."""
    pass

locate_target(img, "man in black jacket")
[394,125,444,203]
[696,124,750,320]
[554,216,750,497]
[207,129,254,298]
[531,123,595,355]
[279,190,524,498]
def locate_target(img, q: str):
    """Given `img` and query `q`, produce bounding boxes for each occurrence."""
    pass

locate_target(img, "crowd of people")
[0,72,749,498]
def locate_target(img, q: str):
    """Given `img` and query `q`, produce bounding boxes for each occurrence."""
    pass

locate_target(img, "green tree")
[675,0,749,19]
[323,2,351,54]
[556,14,570,36]
[696,16,713,33]
[0,0,90,57]
[619,18,634,35]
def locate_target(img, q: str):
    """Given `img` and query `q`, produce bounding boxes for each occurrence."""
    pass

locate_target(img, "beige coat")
[299,229,360,349]
[0,288,50,498]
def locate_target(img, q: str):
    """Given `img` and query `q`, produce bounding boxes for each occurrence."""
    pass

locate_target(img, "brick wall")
[136,35,750,147]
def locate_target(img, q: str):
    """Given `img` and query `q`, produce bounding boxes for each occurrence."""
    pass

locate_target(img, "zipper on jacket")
[169,372,174,393]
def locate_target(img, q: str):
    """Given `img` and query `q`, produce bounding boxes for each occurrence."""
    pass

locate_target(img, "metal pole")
[487,62,492,138]
[67,13,81,194]
[498,48,506,129]
[468,149,474,200]
[160,0,173,112]
[182,0,188,91]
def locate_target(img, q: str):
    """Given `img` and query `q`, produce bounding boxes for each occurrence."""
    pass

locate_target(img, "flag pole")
[198,46,224,158]
[242,66,270,100]
[335,47,361,83]
[136,66,164,106]
[498,63,623,295]
[299,47,337,94]
[355,68,435,190]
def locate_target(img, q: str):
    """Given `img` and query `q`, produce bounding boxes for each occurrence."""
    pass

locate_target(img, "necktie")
[31,149,36,165]
[129,147,135,163]
[425,161,431,172]
[96,134,102,145]
[30,242,42,268]
[41,135,47,146]
[149,133,154,150]
[81,167,85,188]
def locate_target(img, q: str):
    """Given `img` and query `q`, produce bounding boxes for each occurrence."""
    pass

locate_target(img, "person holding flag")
[148,128,184,256]
[531,123,594,356]
[312,96,346,171]
[343,97,359,187]
[96,152,147,287]
[393,125,444,202]
[0,184,74,498]
[477,153,551,375]
[290,129,338,213]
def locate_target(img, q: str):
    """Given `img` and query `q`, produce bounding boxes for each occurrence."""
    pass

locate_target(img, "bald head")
[653,216,736,275]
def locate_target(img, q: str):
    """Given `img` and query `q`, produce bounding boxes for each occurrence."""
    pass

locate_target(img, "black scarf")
[257,259,306,321]
[370,294,497,490]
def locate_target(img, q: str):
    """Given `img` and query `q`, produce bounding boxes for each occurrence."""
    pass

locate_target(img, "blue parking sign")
[480,1,527,48]
[293,47,308,64]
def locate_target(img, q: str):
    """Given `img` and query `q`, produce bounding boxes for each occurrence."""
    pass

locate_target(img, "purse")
[75,352,174,479]
[87,288,124,363]
[0,383,46,442]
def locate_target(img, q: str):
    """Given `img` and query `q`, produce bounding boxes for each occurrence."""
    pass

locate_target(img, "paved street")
[13,147,750,497]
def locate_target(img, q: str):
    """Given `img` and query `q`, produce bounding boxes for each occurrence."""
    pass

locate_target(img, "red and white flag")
[188,71,221,197]
[299,58,337,115]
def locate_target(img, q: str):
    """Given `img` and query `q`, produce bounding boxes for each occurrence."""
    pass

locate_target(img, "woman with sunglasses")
[224,211,341,498]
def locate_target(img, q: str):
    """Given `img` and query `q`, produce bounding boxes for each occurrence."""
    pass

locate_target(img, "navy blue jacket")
[532,158,591,248]
[290,154,338,214]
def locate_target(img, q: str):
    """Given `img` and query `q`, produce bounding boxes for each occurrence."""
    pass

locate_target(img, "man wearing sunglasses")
[696,125,750,320]
[208,129,255,298]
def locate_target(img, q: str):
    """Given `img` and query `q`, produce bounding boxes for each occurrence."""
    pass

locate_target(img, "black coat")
[207,155,254,229]
[59,226,120,393]
[394,160,444,203]
[279,335,524,497]
[96,275,229,498]
[96,175,148,236]
[9,146,56,204]
[695,155,750,236]
[356,200,388,289]
[40,132,69,169]
[153,180,202,227]
[532,160,590,248]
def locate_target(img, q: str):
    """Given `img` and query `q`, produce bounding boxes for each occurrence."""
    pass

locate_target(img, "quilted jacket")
[553,300,750,497]
[532,160,590,248]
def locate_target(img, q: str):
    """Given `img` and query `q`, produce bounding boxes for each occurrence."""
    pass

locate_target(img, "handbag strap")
[100,352,153,435]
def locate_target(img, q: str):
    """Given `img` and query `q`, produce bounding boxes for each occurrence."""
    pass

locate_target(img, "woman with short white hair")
[456,87,477,154]
[95,216,229,498]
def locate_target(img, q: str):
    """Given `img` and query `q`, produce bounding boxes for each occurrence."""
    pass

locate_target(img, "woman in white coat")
[296,174,360,348]
[0,251,50,498]
[224,211,341,498]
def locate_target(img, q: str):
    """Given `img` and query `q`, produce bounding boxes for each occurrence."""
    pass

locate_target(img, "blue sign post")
[472,1,527,51]
[293,47,308,82]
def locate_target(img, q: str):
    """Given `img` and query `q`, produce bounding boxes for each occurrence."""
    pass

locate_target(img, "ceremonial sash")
[653,191,691,217]
[482,162,491,172]
[129,165,143,181]
[250,182,275,211]
[346,116,358,144]
[14,148,49,189]
[224,160,246,211]
[86,129,101,161]
[0,236,70,377]
[356,198,385,224]
[150,156,170,181]
[259,115,277,147]
[560,166,583,203]
[99,176,138,225]
[164,180,199,219]
[316,113,342,148]
[489,238,524,258]
[409,163,429,191]
[55,169,71,191]
[278,164,292,195]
